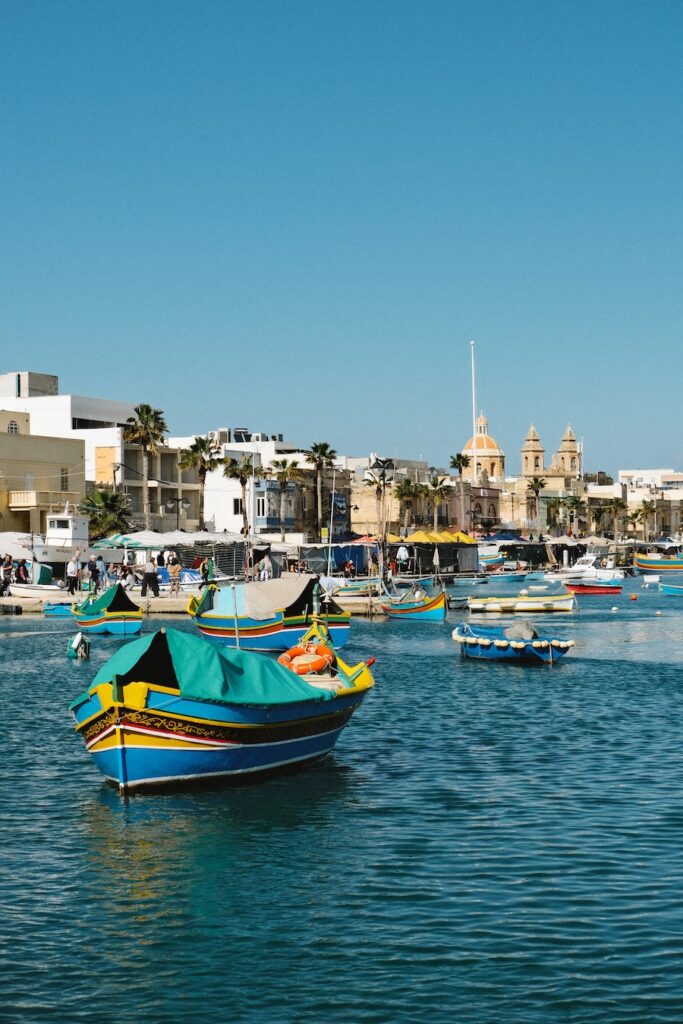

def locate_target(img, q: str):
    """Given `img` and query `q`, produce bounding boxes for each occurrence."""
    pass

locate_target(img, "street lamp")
[165,497,191,530]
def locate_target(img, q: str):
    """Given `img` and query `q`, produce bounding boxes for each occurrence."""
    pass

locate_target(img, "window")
[534,457,539,470]
[60,468,69,492]
[490,462,495,477]
[49,518,70,529]
[256,496,266,518]
[233,498,243,515]
[7,421,19,434]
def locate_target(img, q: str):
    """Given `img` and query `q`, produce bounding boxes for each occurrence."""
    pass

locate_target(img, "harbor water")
[1,579,683,1023]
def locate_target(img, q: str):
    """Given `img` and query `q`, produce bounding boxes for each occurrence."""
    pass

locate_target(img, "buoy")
[630,594,638,602]
[611,606,619,612]
[655,610,662,616]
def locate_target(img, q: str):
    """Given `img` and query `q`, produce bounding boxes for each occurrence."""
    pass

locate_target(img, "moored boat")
[453,621,574,663]
[634,553,683,574]
[70,626,374,793]
[565,579,623,595]
[187,575,350,650]
[659,582,683,596]
[381,586,447,621]
[467,585,575,614]
[73,583,142,635]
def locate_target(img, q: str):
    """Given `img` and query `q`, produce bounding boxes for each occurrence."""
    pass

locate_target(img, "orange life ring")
[278,641,335,675]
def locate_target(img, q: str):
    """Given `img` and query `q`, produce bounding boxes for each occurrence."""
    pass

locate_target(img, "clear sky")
[2,0,682,476]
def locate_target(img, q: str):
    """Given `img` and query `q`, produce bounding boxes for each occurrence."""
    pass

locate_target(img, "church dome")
[463,414,504,456]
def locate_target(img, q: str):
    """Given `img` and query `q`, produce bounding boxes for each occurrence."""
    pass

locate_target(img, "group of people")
[0,554,30,595]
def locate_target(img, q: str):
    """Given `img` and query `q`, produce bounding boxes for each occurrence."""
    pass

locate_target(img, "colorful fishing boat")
[70,626,374,793]
[73,583,143,635]
[467,585,575,614]
[634,552,683,574]
[382,586,447,621]
[187,575,350,650]
[565,579,623,595]
[44,602,75,617]
[659,582,683,596]
[453,621,574,663]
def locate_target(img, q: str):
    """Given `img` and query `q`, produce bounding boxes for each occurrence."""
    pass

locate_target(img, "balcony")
[8,490,81,510]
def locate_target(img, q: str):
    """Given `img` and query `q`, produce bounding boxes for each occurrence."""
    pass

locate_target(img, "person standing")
[199,557,210,590]
[66,556,79,596]
[397,544,410,573]
[86,556,100,594]
[141,557,159,598]
[168,555,181,597]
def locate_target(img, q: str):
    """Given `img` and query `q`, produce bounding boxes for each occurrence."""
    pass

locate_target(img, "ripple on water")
[1,600,683,1023]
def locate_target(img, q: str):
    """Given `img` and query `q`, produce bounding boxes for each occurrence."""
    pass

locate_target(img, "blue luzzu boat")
[187,575,350,651]
[659,582,683,596]
[73,583,142,635]
[70,625,375,793]
[453,621,574,663]
[382,585,447,622]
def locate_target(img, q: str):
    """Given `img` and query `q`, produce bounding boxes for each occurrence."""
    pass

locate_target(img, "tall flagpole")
[470,339,478,487]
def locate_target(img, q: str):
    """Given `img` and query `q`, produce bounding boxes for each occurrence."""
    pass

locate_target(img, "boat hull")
[384,591,447,621]
[73,612,143,635]
[453,624,574,663]
[565,581,623,595]
[634,555,683,574]
[73,685,366,792]
[659,583,683,596]
[191,613,350,651]
[467,592,575,614]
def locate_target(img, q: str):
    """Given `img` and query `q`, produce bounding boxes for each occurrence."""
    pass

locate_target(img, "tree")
[545,497,563,534]
[449,453,471,531]
[179,435,222,530]
[122,404,168,530]
[79,487,132,540]
[305,441,337,541]
[268,459,304,541]
[394,478,421,534]
[638,500,656,542]
[223,456,255,537]
[426,475,453,533]
[626,510,640,537]
[365,471,384,536]
[526,477,546,531]
[562,495,585,537]
[604,497,627,542]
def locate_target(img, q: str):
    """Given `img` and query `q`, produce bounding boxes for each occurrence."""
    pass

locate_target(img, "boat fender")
[478,638,492,647]
[510,641,526,650]
[493,640,509,648]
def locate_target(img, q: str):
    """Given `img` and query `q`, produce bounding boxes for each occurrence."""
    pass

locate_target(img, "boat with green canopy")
[73,583,142,635]
[70,626,375,793]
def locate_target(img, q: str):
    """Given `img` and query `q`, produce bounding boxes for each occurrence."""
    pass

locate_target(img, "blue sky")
[2,0,681,475]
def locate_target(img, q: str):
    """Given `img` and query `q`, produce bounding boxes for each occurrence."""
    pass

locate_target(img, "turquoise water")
[1,579,683,1023]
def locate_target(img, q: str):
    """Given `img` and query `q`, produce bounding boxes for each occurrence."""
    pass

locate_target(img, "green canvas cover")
[80,628,335,707]
[76,583,140,615]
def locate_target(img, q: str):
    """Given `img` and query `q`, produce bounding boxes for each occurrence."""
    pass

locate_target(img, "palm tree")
[179,435,222,530]
[545,497,563,535]
[79,487,132,540]
[223,456,255,537]
[426,475,453,533]
[604,497,627,542]
[626,510,640,538]
[365,471,384,536]
[526,477,546,532]
[562,495,585,537]
[122,404,168,530]
[638,500,656,542]
[305,441,337,541]
[268,459,304,541]
[394,478,421,534]
[449,453,471,531]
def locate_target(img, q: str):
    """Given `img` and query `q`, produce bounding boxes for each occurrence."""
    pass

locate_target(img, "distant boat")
[545,553,624,583]
[634,553,683,574]
[382,586,447,622]
[659,582,683,596]
[467,585,575,614]
[70,626,375,793]
[188,575,350,651]
[73,584,142,635]
[565,579,623,595]
[453,621,574,663]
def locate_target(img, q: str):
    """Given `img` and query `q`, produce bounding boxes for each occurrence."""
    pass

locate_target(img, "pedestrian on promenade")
[66,556,79,595]
[141,557,159,598]
[168,555,181,597]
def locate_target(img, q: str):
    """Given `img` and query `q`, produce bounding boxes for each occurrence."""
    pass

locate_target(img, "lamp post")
[165,497,190,530]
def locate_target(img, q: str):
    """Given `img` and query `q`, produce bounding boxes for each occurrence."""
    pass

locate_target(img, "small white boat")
[544,553,624,583]
[9,582,66,597]
[467,585,575,614]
